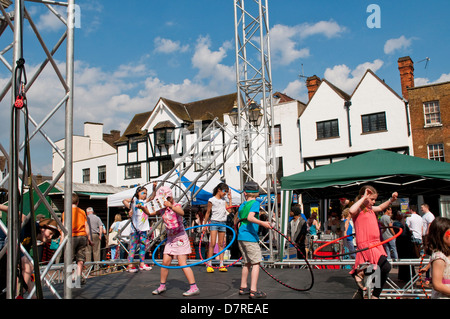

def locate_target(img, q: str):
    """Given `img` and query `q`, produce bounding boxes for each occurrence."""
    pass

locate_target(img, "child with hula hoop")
[150,186,200,297]
[122,186,153,273]
[349,185,397,299]
[203,182,233,272]
[235,181,271,299]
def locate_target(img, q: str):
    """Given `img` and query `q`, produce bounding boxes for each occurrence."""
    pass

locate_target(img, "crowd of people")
[287,186,450,299]
[1,182,449,299]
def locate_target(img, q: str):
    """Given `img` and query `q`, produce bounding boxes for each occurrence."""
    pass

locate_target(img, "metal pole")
[6,0,24,299]
[233,0,245,198]
[63,0,75,299]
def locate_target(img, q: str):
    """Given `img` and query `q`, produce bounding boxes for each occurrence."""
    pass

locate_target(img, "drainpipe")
[344,100,352,147]
[403,98,411,136]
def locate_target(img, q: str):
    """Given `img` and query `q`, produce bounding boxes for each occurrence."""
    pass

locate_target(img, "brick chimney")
[306,75,321,101]
[398,56,414,100]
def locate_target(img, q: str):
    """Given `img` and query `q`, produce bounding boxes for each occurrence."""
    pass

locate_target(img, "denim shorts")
[209,220,227,232]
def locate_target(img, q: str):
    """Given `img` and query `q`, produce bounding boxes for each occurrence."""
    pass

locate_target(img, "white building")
[299,69,413,171]
[115,94,238,188]
[52,122,121,185]
[265,92,306,185]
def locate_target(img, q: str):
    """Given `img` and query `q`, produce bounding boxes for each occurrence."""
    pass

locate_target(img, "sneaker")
[126,267,138,273]
[183,287,200,297]
[219,266,228,272]
[152,285,167,295]
[139,264,152,271]
[206,266,214,273]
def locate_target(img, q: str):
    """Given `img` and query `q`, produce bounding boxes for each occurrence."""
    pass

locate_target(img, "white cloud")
[154,37,189,54]
[270,24,310,65]
[436,73,450,83]
[270,20,346,66]
[415,73,450,87]
[191,35,235,89]
[384,36,413,54]
[324,59,384,93]
[35,8,66,32]
[282,79,308,102]
[298,20,347,39]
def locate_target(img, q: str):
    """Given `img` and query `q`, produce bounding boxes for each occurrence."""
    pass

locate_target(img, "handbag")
[108,230,119,247]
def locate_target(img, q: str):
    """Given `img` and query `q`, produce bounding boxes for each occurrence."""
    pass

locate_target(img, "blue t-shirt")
[345,218,354,241]
[237,200,261,242]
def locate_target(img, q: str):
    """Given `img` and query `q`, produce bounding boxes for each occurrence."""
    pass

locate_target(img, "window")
[98,165,106,184]
[128,136,139,152]
[361,112,387,133]
[159,159,174,175]
[428,144,445,162]
[125,164,141,179]
[155,128,174,146]
[423,101,441,126]
[316,119,339,139]
[269,124,282,144]
[82,168,90,184]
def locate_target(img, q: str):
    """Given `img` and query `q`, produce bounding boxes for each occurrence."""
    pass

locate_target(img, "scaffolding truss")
[1,0,75,299]
[234,0,279,259]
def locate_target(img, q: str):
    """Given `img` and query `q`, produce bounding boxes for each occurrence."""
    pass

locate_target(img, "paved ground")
[35,264,422,318]
[46,264,356,300]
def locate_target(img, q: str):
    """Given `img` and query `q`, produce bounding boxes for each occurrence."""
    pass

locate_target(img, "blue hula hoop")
[151,223,236,269]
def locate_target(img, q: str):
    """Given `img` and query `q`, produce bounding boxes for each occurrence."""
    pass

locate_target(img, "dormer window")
[128,136,139,152]
[155,128,174,146]
[154,121,175,146]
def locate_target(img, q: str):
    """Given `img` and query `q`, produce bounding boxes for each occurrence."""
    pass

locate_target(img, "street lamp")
[228,100,263,128]
[228,101,239,127]
[248,101,263,127]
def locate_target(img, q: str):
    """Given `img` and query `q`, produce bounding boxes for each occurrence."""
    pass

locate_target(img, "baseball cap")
[243,181,259,193]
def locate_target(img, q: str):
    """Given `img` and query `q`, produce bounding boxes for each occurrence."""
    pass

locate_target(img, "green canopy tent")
[282,149,450,197]
[277,149,450,260]
[1,181,59,225]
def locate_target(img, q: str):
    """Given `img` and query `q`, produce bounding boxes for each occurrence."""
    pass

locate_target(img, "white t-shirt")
[208,196,229,222]
[422,211,435,236]
[406,213,423,240]
[130,199,150,232]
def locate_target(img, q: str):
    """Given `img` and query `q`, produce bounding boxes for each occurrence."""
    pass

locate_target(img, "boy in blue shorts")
[236,181,271,299]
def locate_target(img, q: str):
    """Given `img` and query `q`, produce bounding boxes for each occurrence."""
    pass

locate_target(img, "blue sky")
[1,0,449,176]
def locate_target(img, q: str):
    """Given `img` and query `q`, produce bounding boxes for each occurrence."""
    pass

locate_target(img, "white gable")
[300,81,350,159]
[142,99,183,131]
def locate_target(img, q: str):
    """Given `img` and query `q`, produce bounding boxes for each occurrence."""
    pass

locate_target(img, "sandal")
[249,290,267,299]
[239,287,250,295]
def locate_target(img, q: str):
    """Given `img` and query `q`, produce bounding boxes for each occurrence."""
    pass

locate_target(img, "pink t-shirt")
[161,203,184,237]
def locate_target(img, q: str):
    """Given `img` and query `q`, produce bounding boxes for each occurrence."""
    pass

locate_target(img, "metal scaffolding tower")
[233,0,279,259]
[0,0,75,299]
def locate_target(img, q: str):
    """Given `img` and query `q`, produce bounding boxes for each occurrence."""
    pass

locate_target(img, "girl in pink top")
[149,186,199,297]
[349,185,398,299]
